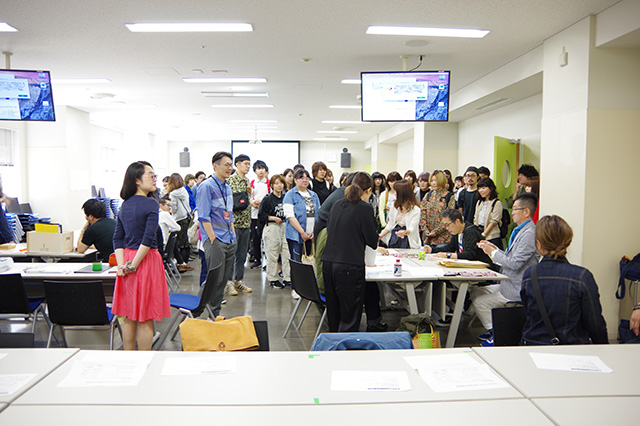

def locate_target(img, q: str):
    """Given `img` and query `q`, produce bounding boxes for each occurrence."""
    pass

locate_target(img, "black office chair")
[153,265,222,350]
[0,273,51,334]
[0,332,35,348]
[43,280,122,349]
[491,305,526,346]
[282,260,328,347]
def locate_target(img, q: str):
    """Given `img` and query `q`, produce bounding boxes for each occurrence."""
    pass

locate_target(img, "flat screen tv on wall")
[0,69,56,121]
[361,70,450,122]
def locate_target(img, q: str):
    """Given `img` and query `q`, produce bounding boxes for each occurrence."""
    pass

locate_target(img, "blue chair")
[311,332,413,351]
[153,265,222,350]
[282,260,327,346]
[0,273,51,335]
[43,280,121,349]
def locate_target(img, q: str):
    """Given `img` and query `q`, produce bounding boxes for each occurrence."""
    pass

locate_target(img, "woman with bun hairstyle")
[520,215,608,345]
[322,172,379,332]
[113,161,171,350]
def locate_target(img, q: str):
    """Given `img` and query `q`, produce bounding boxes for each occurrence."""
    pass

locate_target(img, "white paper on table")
[0,353,7,362]
[374,256,400,267]
[57,351,154,387]
[0,374,37,396]
[365,267,393,279]
[404,353,509,393]
[529,352,613,373]
[417,364,510,393]
[331,370,411,392]
[161,356,237,375]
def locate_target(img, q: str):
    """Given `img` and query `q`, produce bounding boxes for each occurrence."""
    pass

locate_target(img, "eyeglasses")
[148,173,158,180]
[297,177,310,181]
[441,221,452,227]
[512,207,526,211]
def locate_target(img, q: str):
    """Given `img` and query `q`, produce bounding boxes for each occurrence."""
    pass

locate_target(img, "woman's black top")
[322,198,378,266]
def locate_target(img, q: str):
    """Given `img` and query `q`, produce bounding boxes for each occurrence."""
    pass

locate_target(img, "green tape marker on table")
[314,398,320,404]
[308,354,320,359]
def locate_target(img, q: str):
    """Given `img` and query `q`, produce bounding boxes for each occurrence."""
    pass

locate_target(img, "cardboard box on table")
[27,231,74,254]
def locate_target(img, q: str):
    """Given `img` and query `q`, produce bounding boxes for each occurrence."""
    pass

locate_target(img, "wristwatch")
[124,261,137,272]
[447,253,452,259]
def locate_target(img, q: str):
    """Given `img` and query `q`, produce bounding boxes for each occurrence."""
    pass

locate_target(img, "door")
[493,136,519,206]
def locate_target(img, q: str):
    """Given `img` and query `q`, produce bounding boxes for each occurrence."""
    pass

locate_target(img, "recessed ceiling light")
[322,120,368,124]
[53,78,112,84]
[234,125,279,129]
[314,137,348,141]
[230,120,278,124]
[329,105,362,109]
[366,25,489,38]
[202,92,269,98]
[184,77,267,83]
[125,23,253,32]
[0,23,18,32]
[211,104,273,108]
[405,39,429,47]
[317,130,358,134]
[341,79,361,85]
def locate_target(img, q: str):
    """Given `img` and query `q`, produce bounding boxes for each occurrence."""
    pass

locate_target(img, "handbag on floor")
[301,241,316,273]
[179,316,259,351]
[412,324,441,349]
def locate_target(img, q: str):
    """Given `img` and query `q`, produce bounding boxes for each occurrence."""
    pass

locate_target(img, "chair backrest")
[311,332,413,351]
[0,274,31,314]
[492,305,526,346]
[0,332,35,348]
[289,260,323,304]
[164,232,178,261]
[44,280,110,326]
[253,320,269,351]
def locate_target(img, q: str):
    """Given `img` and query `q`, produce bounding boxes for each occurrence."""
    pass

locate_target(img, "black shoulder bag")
[530,265,560,345]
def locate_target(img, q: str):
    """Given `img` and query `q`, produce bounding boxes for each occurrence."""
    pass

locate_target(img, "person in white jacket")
[379,180,421,249]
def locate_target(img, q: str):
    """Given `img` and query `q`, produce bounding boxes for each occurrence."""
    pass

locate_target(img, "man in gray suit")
[475,193,540,346]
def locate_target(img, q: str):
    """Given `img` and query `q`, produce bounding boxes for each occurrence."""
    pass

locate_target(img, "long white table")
[473,344,640,398]
[0,348,79,405]
[13,348,522,406]
[1,262,116,280]
[532,397,639,426]
[0,399,555,425]
[366,250,507,347]
[1,243,98,262]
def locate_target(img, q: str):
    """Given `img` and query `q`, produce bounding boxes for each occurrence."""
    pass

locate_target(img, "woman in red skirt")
[112,161,171,350]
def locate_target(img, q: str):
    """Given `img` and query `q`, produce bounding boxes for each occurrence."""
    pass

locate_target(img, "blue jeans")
[287,238,312,263]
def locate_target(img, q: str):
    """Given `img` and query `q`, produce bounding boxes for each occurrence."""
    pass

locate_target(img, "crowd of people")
[22,154,620,350]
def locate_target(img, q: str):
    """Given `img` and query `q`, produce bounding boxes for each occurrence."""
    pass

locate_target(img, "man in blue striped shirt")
[196,151,237,317]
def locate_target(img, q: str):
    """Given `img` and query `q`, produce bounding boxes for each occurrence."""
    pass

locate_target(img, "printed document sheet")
[529,352,613,373]
[57,351,154,387]
[331,370,411,392]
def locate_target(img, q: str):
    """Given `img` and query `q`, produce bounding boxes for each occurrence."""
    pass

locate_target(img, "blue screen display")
[0,69,56,121]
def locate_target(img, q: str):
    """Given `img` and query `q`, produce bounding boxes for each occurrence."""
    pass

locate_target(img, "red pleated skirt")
[112,248,171,322]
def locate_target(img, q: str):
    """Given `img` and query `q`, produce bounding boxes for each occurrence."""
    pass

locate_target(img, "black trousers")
[323,261,366,332]
[364,282,382,326]
[250,218,264,262]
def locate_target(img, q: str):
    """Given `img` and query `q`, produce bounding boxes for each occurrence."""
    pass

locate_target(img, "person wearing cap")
[456,166,481,222]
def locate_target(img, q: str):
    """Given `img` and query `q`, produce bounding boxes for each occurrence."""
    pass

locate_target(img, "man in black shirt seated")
[424,209,496,270]
[76,199,117,260]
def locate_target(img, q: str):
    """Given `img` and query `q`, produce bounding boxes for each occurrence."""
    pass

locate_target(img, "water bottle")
[393,259,402,277]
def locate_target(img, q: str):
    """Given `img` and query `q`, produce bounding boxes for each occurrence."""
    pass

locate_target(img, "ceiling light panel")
[0,23,18,32]
[322,120,368,124]
[211,104,273,108]
[125,23,253,32]
[184,78,267,83]
[202,92,269,98]
[341,79,361,85]
[53,78,112,84]
[317,130,357,134]
[329,105,362,109]
[366,25,489,38]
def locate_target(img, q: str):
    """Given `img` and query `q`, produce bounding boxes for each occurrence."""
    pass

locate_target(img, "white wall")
[458,94,542,176]
[395,138,414,174]
[300,141,368,175]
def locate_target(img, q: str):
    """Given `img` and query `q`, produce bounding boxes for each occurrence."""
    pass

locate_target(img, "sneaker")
[291,290,300,300]
[234,280,252,293]
[270,280,285,289]
[225,281,238,296]
[221,299,227,305]
[250,261,262,269]
[478,330,493,341]
[282,280,291,287]
[480,337,494,347]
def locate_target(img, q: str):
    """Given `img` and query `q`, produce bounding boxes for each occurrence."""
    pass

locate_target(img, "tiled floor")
[2,254,487,351]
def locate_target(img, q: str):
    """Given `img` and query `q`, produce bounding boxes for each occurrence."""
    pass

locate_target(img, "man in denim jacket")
[475,193,540,345]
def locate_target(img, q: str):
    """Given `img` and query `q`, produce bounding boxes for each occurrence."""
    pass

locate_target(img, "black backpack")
[490,199,511,239]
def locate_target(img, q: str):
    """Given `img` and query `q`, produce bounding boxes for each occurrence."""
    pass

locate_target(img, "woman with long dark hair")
[322,172,378,332]
[112,161,171,350]
[474,177,504,249]
[379,180,421,249]
[167,173,193,272]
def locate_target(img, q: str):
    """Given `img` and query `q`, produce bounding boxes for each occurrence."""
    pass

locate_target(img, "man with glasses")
[475,192,539,346]
[196,151,238,317]
[423,208,495,269]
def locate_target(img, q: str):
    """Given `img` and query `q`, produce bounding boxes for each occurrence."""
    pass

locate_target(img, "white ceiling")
[0,0,622,142]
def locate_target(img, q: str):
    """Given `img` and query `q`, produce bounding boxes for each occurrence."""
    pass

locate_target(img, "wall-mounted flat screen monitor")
[361,70,450,122]
[0,69,56,121]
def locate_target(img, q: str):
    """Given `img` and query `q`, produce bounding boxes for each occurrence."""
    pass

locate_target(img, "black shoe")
[282,280,291,287]
[249,256,256,263]
[250,261,262,269]
[366,321,389,332]
[270,280,285,289]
